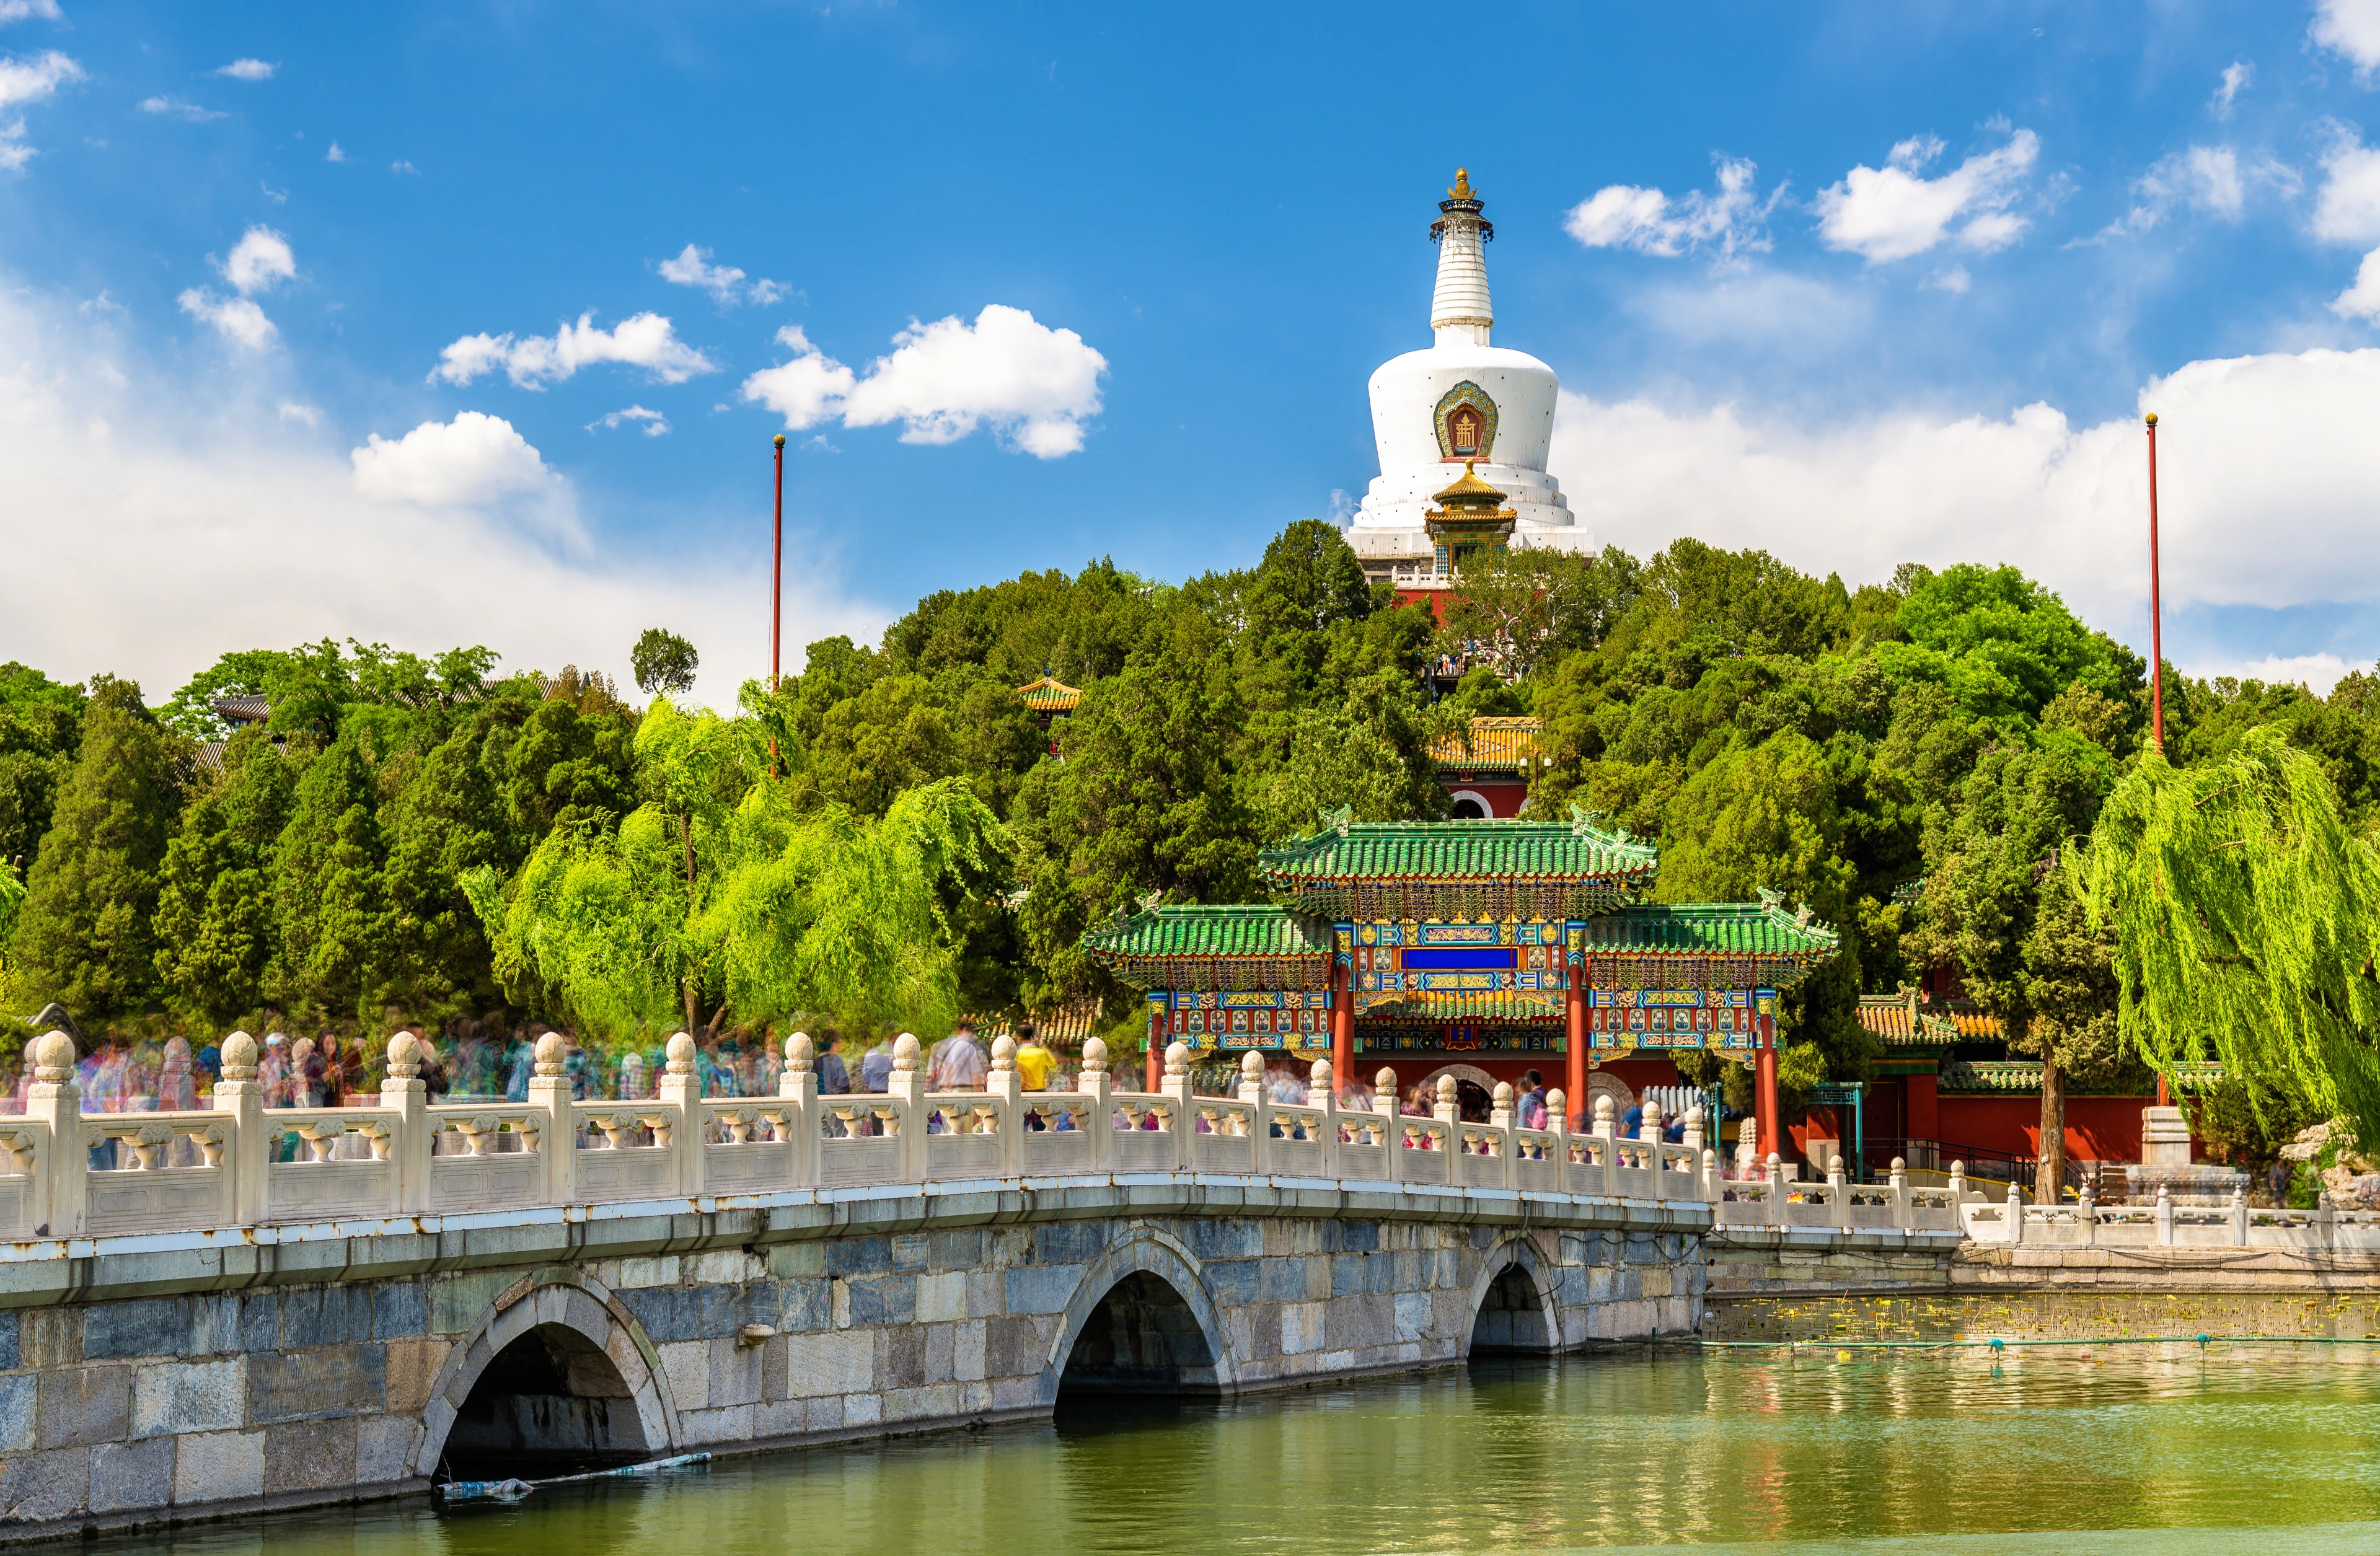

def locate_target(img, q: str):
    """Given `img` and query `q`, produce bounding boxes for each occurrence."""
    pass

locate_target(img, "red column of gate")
[1565,955,1588,1130]
[1755,1009,1780,1164]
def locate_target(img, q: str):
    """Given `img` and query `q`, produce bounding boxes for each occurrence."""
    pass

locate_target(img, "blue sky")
[6,1,2380,700]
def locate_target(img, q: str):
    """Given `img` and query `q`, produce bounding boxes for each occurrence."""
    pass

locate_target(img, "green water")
[100,1347,2380,1554]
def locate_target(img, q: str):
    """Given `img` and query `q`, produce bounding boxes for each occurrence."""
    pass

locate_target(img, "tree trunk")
[682,979,700,1039]
[2036,1050,2066,1205]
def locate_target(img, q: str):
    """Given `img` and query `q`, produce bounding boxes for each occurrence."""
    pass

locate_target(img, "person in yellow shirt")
[1012,1021,1056,1092]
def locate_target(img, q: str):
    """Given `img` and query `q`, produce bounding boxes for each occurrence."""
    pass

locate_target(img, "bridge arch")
[416,1268,681,1481]
[1045,1228,1240,1403]
[1466,1233,1561,1356]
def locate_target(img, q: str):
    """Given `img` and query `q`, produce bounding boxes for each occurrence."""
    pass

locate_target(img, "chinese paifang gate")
[1080,807,1841,1154]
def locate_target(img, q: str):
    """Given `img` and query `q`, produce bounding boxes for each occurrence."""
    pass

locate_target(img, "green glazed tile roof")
[1082,904,1331,961]
[1939,1058,2224,1096]
[1258,811,1658,886]
[1579,899,1841,958]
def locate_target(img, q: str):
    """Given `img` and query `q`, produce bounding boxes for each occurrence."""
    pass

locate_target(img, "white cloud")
[219,225,294,295]
[390,158,416,174]
[0,46,72,106]
[215,58,275,81]
[589,404,669,437]
[176,288,275,349]
[138,95,225,123]
[276,401,320,428]
[2188,653,2358,694]
[0,46,79,168]
[2314,0,2380,81]
[1547,347,2380,638]
[739,325,857,429]
[351,411,553,506]
[2332,247,2380,319]
[743,304,1106,457]
[2210,61,2252,120]
[1564,156,1773,261]
[325,140,346,163]
[657,244,787,306]
[433,311,716,389]
[2314,130,2380,242]
[2099,145,2249,238]
[1814,128,2040,263]
[0,283,876,708]
[0,1,62,23]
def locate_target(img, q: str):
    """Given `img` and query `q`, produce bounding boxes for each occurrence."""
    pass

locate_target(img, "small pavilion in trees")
[1082,811,1839,1153]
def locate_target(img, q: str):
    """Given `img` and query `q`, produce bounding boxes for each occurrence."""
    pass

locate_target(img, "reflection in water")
[99,1345,2380,1555]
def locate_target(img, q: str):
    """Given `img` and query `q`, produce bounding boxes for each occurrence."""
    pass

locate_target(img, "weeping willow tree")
[2070,727,2380,1151]
[462,695,1010,1047]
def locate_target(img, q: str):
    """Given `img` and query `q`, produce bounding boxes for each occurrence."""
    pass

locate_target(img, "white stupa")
[1346,170,1586,584]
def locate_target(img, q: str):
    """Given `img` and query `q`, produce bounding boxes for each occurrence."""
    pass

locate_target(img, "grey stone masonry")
[0,1173,1706,1544]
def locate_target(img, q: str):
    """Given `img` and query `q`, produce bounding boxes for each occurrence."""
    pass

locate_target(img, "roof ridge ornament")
[1316,803,1353,838]
[1756,886,1784,912]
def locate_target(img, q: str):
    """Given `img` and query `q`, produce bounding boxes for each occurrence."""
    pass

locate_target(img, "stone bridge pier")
[0,1177,1703,1541]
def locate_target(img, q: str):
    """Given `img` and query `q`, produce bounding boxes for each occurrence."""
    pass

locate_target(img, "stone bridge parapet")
[0,1173,1706,1543]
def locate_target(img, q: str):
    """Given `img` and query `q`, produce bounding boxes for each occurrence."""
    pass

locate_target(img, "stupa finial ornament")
[1448,167,1474,201]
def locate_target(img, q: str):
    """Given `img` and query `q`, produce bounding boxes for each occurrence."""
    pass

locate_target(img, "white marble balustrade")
[0,1026,1792,1241]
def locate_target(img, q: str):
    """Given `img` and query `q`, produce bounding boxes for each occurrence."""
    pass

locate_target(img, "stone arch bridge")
[0,1177,1696,1541]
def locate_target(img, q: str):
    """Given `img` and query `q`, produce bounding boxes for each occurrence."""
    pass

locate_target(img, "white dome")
[1347,172,1585,569]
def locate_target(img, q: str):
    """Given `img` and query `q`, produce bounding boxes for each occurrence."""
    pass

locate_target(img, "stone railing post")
[887,1033,927,1179]
[1238,1052,1268,1168]
[24,1031,83,1238]
[2006,1181,2027,1246]
[1827,1155,1848,1226]
[1593,1094,1620,1197]
[658,1032,703,1198]
[1077,1038,1113,1171]
[380,1032,430,1215]
[1889,1156,1909,1229]
[1309,1057,1338,1179]
[2318,1190,2337,1251]
[1486,1081,1515,1187]
[1373,1068,1400,1183]
[1765,1151,1788,1223]
[1949,1159,1968,1203]
[2076,1179,2097,1246]
[1642,1098,1668,1197]
[526,1033,575,1206]
[214,1030,268,1229]
[2154,1183,2174,1247]
[779,1033,819,1187]
[1701,1148,1720,1202]
[1161,1042,1196,1171]
[2230,1185,2249,1247]
[1432,1075,1460,1127]
[987,1035,1022,1176]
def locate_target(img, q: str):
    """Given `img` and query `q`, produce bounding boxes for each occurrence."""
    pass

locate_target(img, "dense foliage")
[6,521,2379,1140]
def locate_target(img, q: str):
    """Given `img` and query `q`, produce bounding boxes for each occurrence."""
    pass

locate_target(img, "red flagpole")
[2145,412,2162,753]
[770,433,785,775]
[2146,411,2171,1110]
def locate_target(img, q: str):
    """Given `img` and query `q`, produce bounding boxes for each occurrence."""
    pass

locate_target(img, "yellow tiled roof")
[1427,716,1542,773]
[1016,675,1082,713]
[1855,995,2004,1044]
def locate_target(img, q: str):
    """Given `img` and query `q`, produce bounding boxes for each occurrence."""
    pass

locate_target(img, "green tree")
[1655,730,1866,1088]
[271,729,392,1021]
[2072,727,2380,1155]
[152,728,298,1025]
[1009,627,1259,1009]
[1441,545,1642,682]
[1910,731,2117,1198]
[8,676,185,1023]
[466,687,1008,1043]
[0,662,86,875]
[631,629,700,698]
[1877,565,2138,728]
